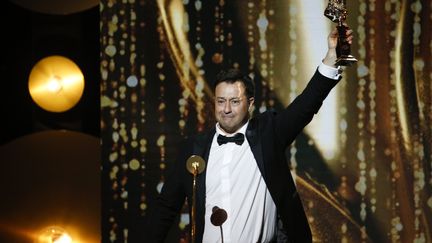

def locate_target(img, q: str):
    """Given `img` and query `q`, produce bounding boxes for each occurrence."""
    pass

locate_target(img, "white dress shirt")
[203,122,277,243]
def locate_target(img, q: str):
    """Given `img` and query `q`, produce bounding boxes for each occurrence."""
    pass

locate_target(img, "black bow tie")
[217,133,245,146]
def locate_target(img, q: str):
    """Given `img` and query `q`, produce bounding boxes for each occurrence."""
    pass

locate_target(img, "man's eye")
[231,100,240,105]
[217,100,225,104]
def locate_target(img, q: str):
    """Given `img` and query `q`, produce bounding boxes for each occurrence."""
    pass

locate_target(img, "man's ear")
[248,97,255,110]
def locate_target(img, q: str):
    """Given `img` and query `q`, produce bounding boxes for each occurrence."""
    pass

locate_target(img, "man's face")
[214,81,254,134]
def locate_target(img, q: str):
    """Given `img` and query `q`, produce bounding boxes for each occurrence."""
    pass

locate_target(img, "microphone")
[186,155,205,175]
[210,206,227,226]
[186,155,206,243]
[210,206,227,243]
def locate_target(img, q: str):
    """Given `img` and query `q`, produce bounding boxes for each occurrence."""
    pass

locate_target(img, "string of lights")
[287,1,298,175]
[354,3,368,241]
[387,0,404,241]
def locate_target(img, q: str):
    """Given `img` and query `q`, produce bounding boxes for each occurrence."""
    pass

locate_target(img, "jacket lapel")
[246,117,266,178]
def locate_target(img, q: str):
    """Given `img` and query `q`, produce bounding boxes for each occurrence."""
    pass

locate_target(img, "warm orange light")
[53,234,72,243]
[36,226,72,243]
[46,75,64,93]
[28,55,85,112]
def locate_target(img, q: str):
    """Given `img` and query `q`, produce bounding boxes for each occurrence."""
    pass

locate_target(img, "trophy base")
[335,55,358,66]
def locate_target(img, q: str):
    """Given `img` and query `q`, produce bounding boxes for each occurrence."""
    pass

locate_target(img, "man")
[147,27,353,242]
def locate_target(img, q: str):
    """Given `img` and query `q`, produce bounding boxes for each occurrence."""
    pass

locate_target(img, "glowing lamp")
[28,56,85,113]
[36,226,72,243]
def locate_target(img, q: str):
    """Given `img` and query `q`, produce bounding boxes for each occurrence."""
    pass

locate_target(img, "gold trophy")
[324,0,357,66]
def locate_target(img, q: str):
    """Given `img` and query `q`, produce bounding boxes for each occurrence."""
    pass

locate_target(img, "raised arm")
[274,26,353,148]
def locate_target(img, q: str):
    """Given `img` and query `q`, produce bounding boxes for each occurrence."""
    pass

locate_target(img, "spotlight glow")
[298,0,339,160]
[36,226,72,243]
[28,55,85,112]
[47,76,63,93]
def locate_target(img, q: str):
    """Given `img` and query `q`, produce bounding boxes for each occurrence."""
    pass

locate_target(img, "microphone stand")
[186,155,206,243]
[191,165,198,243]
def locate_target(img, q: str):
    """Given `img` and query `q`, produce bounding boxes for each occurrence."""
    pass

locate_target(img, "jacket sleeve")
[274,69,340,148]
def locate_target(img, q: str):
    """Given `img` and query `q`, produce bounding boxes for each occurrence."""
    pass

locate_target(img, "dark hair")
[214,69,255,99]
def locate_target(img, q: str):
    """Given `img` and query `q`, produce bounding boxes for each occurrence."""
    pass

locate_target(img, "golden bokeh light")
[35,226,72,243]
[28,55,85,113]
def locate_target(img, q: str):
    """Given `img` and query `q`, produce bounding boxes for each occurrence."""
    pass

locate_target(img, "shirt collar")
[215,121,249,137]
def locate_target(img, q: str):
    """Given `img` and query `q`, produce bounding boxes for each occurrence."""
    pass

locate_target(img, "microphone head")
[210,206,227,226]
[186,155,206,174]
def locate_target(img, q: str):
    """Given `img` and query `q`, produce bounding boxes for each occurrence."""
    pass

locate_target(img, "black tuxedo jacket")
[147,70,340,242]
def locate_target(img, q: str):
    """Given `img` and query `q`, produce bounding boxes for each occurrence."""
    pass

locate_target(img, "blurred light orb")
[36,226,72,243]
[28,56,85,113]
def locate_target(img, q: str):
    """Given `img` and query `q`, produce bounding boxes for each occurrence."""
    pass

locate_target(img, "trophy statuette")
[324,0,357,66]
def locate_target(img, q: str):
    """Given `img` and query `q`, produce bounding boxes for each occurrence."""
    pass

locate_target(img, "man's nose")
[224,102,232,113]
